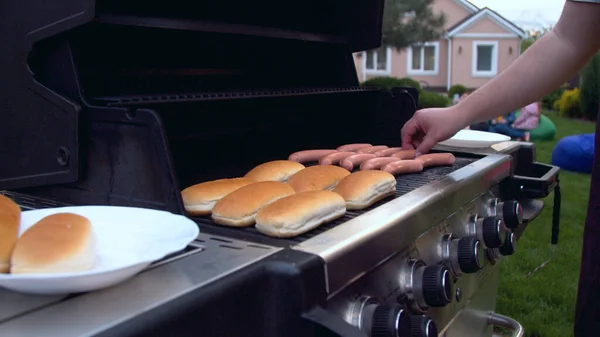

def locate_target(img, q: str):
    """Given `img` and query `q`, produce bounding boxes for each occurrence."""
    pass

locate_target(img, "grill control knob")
[496,200,523,229]
[479,216,506,249]
[422,264,453,308]
[457,236,484,273]
[370,304,411,337]
[499,231,517,256]
[440,234,483,277]
[399,260,454,312]
[410,315,438,337]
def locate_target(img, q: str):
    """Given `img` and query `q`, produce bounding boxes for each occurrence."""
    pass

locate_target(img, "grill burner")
[194,156,478,246]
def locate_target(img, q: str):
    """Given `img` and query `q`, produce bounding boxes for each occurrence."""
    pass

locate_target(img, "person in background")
[400,1,600,335]
[489,101,541,141]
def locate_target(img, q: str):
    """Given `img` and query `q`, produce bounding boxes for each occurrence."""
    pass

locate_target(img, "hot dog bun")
[255,190,346,238]
[181,178,256,216]
[287,165,351,193]
[10,213,96,274]
[333,171,396,210]
[0,195,21,273]
[212,181,296,227]
[244,160,305,182]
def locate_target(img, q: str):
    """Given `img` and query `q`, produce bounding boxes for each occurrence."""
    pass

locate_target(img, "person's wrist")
[450,105,473,130]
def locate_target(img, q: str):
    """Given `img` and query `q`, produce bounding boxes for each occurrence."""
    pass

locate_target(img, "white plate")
[0,206,199,295]
[438,129,511,148]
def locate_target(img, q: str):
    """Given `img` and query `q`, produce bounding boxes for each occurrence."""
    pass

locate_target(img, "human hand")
[401,107,467,156]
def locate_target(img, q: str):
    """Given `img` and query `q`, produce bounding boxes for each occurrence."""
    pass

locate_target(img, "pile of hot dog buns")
[181,143,455,238]
[0,195,96,275]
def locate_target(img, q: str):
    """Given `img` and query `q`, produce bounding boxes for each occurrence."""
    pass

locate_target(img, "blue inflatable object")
[551,133,595,174]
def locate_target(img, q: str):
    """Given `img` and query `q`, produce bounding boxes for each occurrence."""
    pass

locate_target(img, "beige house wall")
[461,16,513,34]
[451,37,520,88]
[433,0,474,29]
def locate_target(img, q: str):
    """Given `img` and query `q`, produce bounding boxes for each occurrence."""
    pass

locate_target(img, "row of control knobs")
[353,199,524,337]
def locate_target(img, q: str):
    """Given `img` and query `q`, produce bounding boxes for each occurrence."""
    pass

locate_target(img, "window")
[364,46,390,74]
[407,42,439,75]
[472,41,498,77]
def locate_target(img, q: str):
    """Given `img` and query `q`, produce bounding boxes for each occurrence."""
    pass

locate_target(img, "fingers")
[415,135,438,157]
[401,120,418,150]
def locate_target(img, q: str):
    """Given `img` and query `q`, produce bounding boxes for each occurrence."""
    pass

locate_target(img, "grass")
[495,110,596,337]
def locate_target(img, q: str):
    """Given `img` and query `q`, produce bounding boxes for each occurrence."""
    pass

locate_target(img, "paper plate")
[0,206,199,295]
[438,129,511,148]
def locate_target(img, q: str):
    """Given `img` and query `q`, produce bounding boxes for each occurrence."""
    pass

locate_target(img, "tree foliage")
[382,0,446,50]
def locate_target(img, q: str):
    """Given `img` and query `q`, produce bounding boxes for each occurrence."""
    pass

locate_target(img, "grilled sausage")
[319,151,356,165]
[356,145,389,154]
[381,160,424,175]
[289,150,338,163]
[360,157,402,171]
[336,143,373,152]
[373,147,404,157]
[340,154,377,171]
[391,149,417,160]
[417,153,456,168]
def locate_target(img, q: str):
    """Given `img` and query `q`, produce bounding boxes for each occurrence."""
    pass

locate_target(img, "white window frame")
[406,42,440,76]
[471,40,498,78]
[362,47,392,75]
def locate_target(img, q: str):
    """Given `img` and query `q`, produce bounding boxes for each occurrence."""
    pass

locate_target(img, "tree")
[381,0,446,50]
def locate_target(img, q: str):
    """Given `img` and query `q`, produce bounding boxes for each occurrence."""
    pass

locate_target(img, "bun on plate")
[10,213,96,274]
[0,195,21,273]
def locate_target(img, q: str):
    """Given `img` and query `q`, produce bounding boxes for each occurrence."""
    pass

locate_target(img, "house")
[354,0,527,91]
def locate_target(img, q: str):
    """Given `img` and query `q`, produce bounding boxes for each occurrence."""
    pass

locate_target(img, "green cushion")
[514,110,556,141]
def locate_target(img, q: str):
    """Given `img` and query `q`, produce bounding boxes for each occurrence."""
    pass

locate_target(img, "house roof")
[447,7,527,39]
[454,0,479,13]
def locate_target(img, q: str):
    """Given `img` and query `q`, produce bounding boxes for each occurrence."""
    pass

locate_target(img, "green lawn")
[496,110,596,337]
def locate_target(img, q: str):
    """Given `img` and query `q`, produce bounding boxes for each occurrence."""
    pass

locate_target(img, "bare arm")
[454,1,600,126]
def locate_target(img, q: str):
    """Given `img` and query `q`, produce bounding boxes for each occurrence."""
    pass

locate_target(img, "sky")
[469,0,566,30]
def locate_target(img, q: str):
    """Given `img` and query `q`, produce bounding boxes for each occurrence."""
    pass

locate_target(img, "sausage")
[319,151,356,165]
[360,157,402,171]
[381,160,424,175]
[417,153,456,168]
[373,147,404,157]
[391,149,417,160]
[337,143,373,152]
[340,154,377,171]
[356,145,389,154]
[288,150,338,163]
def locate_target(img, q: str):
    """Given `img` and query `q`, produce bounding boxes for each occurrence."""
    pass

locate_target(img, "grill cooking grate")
[194,157,477,246]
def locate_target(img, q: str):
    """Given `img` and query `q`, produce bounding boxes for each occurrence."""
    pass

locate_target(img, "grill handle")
[488,311,524,337]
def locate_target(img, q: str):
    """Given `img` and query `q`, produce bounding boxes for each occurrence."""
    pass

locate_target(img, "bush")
[419,91,450,109]
[555,88,582,118]
[448,84,468,98]
[580,52,600,120]
[542,84,567,110]
[362,76,422,91]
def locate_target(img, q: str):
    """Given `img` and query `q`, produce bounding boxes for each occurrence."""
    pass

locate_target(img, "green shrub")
[419,91,450,109]
[580,52,600,120]
[556,88,582,118]
[448,84,468,98]
[362,76,421,91]
[542,84,567,110]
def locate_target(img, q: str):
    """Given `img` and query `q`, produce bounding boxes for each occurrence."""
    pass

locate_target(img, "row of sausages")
[288,143,456,175]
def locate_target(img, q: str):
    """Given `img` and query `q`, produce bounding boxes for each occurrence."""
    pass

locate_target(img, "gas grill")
[0,1,559,336]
